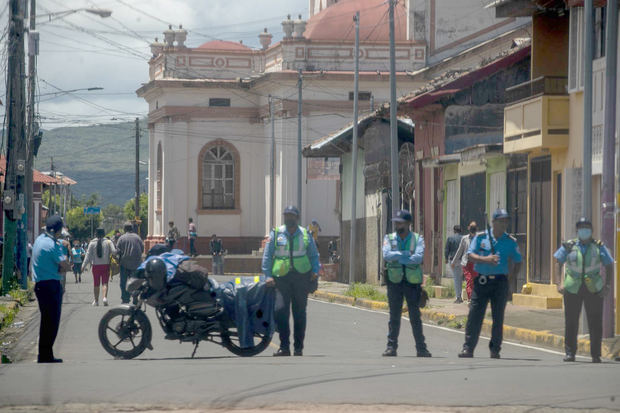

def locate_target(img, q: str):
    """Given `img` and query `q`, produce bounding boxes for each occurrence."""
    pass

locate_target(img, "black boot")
[382,347,397,357]
[273,348,291,357]
[563,354,576,362]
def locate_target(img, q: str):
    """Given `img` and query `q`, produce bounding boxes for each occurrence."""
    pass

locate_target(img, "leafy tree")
[66,206,102,241]
[102,203,125,235]
[124,193,148,239]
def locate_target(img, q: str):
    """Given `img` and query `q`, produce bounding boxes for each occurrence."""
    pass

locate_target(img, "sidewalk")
[313,281,620,360]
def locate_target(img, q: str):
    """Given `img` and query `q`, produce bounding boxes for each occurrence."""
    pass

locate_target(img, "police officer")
[32,215,71,363]
[263,206,320,356]
[382,210,432,357]
[553,217,614,363]
[458,208,522,359]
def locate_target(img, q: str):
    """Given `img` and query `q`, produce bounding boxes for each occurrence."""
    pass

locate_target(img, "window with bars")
[202,146,235,209]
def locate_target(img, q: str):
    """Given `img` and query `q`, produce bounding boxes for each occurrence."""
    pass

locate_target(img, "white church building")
[138,0,529,254]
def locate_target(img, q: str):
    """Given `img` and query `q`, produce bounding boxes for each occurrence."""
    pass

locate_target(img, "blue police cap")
[392,209,412,223]
[45,215,64,234]
[576,217,592,227]
[492,208,510,220]
[283,205,300,216]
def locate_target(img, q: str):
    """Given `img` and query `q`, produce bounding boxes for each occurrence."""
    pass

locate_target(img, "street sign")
[83,206,101,215]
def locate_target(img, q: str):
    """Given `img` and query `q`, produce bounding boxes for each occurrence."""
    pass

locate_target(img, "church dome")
[303,0,408,42]
[197,40,252,52]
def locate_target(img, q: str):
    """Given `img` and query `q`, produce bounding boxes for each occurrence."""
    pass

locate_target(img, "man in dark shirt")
[210,234,224,275]
[116,222,144,304]
[445,225,463,303]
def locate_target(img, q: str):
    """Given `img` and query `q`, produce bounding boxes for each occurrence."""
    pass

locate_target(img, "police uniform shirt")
[382,232,425,265]
[553,240,614,266]
[467,230,522,275]
[261,227,321,278]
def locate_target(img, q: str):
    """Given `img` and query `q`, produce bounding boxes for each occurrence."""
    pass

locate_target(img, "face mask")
[285,219,297,228]
[396,227,407,235]
[469,227,477,234]
[578,228,592,241]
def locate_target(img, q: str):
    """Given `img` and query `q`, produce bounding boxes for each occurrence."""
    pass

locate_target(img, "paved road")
[1,273,619,412]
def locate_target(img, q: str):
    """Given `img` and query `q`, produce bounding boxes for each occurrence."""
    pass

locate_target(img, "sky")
[1,0,308,128]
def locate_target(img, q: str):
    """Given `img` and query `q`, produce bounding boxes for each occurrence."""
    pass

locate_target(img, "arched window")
[156,142,163,211]
[199,140,239,211]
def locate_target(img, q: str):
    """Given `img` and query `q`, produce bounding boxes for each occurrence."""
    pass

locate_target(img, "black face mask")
[396,227,407,235]
[469,227,477,234]
[285,219,297,228]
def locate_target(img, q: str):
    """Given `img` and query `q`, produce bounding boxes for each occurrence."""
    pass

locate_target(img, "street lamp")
[39,87,104,98]
[37,8,112,23]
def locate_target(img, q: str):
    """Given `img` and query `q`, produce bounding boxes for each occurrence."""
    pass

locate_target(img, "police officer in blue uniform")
[382,210,432,357]
[553,217,614,363]
[458,208,522,359]
[263,205,320,357]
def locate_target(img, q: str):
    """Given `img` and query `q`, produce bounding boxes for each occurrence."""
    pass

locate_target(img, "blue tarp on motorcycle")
[210,276,275,348]
[137,250,189,282]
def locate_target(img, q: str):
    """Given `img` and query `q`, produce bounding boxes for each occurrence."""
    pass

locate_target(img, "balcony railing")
[505,76,568,104]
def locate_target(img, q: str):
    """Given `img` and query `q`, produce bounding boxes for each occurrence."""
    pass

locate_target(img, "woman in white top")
[82,228,116,306]
[451,221,479,302]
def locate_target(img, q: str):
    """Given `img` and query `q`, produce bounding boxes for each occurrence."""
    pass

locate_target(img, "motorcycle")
[98,258,273,359]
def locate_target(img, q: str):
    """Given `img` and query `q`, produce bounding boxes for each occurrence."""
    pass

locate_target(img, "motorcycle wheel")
[98,307,152,359]
[221,327,272,357]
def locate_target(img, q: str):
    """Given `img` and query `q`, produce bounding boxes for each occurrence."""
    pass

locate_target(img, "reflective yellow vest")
[385,232,423,284]
[271,225,312,276]
[564,239,604,294]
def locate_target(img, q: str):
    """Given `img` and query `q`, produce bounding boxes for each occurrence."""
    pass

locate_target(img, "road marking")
[309,298,590,360]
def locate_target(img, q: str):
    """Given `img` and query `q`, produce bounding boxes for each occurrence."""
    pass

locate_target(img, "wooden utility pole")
[2,0,27,293]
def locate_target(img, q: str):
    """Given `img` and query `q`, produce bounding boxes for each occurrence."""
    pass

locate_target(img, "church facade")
[138,0,528,254]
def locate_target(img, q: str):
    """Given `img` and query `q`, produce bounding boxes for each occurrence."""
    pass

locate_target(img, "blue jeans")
[451,265,463,300]
[120,267,136,304]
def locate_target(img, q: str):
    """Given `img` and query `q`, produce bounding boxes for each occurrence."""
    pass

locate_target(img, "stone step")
[528,282,563,298]
[512,293,563,309]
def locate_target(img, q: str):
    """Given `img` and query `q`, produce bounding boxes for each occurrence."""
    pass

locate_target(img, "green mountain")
[35,120,149,206]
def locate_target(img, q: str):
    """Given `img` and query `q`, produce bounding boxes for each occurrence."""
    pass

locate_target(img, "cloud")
[2,0,307,127]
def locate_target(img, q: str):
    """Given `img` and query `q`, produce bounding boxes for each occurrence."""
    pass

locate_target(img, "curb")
[312,290,620,360]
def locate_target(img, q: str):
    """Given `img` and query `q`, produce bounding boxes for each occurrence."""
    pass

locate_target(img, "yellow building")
[495,1,610,309]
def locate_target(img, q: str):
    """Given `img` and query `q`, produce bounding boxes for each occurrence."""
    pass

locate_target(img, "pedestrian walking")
[32,215,70,363]
[71,240,85,283]
[263,205,320,357]
[112,230,122,246]
[116,221,144,304]
[382,209,432,358]
[166,221,179,251]
[82,228,116,307]
[210,234,224,275]
[308,219,321,248]
[445,225,463,303]
[188,218,198,257]
[59,229,71,293]
[451,222,478,302]
[553,217,614,363]
[458,209,522,359]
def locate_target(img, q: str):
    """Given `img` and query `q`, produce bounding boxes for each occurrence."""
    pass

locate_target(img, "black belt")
[478,274,507,285]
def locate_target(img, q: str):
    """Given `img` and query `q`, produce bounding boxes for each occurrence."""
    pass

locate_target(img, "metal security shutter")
[445,180,459,234]
[569,7,585,92]
[489,171,507,211]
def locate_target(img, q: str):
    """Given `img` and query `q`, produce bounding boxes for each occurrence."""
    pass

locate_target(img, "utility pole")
[269,95,275,230]
[582,0,594,220]
[2,0,27,293]
[297,69,303,212]
[135,117,140,233]
[20,0,37,289]
[601,0,617,338]
[388,0,400,221]
[349,11,360,285]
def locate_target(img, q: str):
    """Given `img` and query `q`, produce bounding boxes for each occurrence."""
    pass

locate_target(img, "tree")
[66,206,101,241]
[102,203,125,235]
[124,193,148,239]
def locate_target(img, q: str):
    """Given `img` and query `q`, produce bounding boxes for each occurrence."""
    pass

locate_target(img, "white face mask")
[577,228,592,241]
